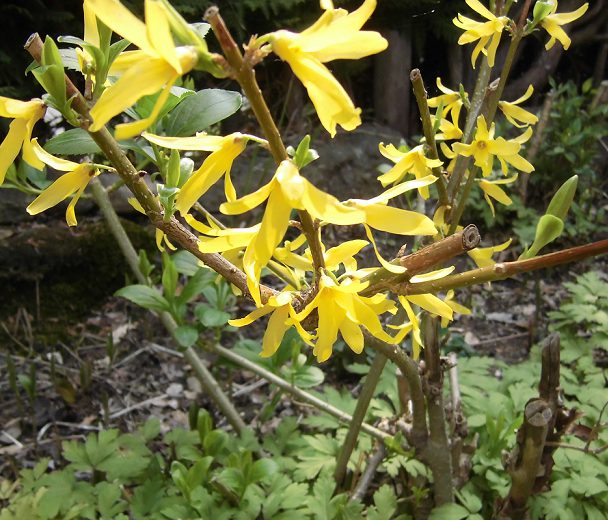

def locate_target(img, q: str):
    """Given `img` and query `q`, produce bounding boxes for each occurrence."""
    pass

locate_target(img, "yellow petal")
[468,238,512,268]
[0,119,27,184]
[115,77,178,140]
[145,0,180,72]
[409,266,455,283]
[407,294,453,321]
[142,132,225,151]
[30,139,79,171]
[364,224,405,273]
[175,137,247,215]
[220,179,274,215]
[261,305,291,357]
[324,239,368,268]
[339,318,364,354]
[229,305,274,327]
[243,189,292,304]
[27,165,94,217]
[89,56,173,131]
[87,0,155,56]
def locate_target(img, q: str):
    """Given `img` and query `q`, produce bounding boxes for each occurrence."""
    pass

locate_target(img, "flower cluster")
[1,0,589,365]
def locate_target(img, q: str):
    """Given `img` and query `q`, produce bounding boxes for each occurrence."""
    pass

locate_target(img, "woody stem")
[205,7,326,277]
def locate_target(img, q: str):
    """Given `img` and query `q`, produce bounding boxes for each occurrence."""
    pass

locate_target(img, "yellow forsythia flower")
[294,274,396,362]
[220,160,364,303]
[453,0,509,68]
[0,97,45,184]
[266,0,387,137]
[142,132,264,214]
[498,86,538,128]
[468,238,512,268]
[541,2,589,50]
[26,140,99,226]
[478,174,518,216]
[229,291,314,358]
[378,143,443,198]
[87,0,198,139]
[452,116,534,177]
[427,78,467,124]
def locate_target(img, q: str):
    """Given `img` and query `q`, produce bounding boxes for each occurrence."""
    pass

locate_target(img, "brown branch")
[421,314,454,505]
[497,399,552,519]
[24,32,277,304]
[204,7,327,278]
[362,224,481,295]
[365,334,428,450]
[398,238,608,295]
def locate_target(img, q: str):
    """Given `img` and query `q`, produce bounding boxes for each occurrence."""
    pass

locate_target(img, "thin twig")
[350,443,387,502]
[397,238,608,295]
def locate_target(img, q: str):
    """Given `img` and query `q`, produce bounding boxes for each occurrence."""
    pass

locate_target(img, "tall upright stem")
[410,69,449,207]
[421,314,454,505]
[334,352,387,488]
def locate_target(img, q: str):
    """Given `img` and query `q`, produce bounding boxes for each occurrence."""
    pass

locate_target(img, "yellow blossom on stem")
[265,0,387,137]
[220,160,365,303]
[0,97,45,184]
[294,273,396,362]
[468,238,512,268]
[478,174,518,216]
[541,2,589,50]
[229,291,313,358]
[434,111,464,141]
[87,0,199,139]
[427,78,467,124]
[498,86,538,128]
[26,140,100,226]
[452,116,534,177]
[377,143,443,198]
[453,0,509,68]
[142,132,264,214]
[390,267,456,357]
[441,290,471,328]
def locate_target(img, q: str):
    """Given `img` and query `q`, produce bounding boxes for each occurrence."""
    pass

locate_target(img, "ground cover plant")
[1,0,607,518]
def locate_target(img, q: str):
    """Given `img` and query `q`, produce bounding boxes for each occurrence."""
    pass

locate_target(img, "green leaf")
[429,504,471,520]
[195,305,231,327]
[172,250,200,276]
[285,365,324,389]
[163,89,242,136]
[115,285,171,312]
[177,268,215,305]
[174,325,199,349]
[249,459,278,484]
[367,485,398,520]
[162,252,178,299]
[45,129,102,155]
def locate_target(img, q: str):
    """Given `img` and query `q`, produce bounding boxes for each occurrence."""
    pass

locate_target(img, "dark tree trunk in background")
[374,30,412,137]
